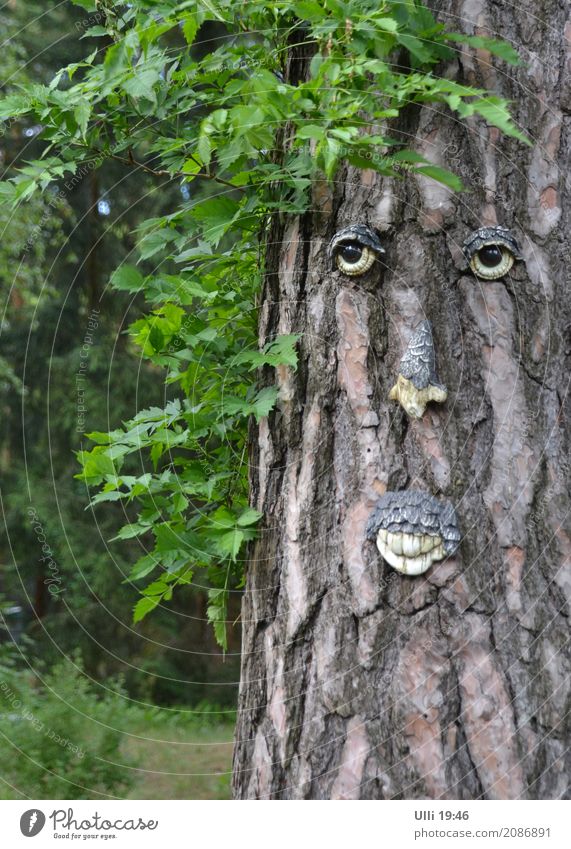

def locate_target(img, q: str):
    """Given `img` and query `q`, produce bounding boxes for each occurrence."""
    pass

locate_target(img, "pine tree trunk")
[232,0,571,800]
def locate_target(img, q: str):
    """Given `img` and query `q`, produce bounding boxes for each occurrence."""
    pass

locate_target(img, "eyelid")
[462,226,522,263]
[328,223,386,273]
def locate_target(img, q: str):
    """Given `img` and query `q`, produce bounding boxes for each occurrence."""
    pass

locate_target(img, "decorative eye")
[462,226,522,280]
[328,224,385,277]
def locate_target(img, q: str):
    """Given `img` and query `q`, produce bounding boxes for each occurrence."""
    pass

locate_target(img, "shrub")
[0,653,139,799]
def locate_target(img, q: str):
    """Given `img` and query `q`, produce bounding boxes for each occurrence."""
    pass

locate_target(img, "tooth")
[377,539,404,572]
[421,534,436,553]
[387,532,403,554]
[406,553,432,575]
[402,534,422,557]
[378,529,388,543]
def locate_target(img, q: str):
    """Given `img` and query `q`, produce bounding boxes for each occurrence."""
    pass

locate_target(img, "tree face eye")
[339,242,363,265]
[463,226,522,280]
[470,245,514,279]
[477,244,503,267]
[328,223,385,278]
[336,242,376,275]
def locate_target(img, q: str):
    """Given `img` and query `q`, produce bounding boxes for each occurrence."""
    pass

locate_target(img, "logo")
[20,810,46,837]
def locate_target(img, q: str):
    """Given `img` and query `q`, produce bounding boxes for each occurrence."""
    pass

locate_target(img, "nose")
[388,320,447,418]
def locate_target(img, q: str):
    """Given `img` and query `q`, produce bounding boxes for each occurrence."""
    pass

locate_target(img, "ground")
[124,719,234,800]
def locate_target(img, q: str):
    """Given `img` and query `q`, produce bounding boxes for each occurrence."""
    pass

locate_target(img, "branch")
[110,151,247,194]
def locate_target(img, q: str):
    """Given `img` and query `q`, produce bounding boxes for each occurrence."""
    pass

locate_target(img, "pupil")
[339,243,363,264]
[477,244,503,267]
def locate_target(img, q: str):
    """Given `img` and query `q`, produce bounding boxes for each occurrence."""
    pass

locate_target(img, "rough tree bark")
[233,0,571,799]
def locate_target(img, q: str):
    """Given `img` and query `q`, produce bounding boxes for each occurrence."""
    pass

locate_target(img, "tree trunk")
[233,0,571,800]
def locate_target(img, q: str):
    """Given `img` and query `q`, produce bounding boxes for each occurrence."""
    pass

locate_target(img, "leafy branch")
[0,0,526,646]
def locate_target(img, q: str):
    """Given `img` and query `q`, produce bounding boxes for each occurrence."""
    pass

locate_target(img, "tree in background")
[0,1,239,707]
[1,0,569,799]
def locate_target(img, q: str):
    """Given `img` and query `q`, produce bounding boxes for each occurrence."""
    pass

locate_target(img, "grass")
[123,718,235,800]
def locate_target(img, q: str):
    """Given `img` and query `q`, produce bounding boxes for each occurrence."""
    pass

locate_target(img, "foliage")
[0,0,525,645]
[0,0,238,706]
[0,649,137,799]
[0,600,236,799]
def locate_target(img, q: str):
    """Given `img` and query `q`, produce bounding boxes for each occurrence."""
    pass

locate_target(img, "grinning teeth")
[376,532,446,576]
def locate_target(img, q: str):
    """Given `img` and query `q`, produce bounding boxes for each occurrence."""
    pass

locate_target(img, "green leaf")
[445,33,521,65]
[397,33,435,65]
[71,0,97,9]
[0,94,32,121]
[416,164,464,192]
[138,230,171,260]
[123,68,160,104]
[182,156,203,177]
[250,386,279,422]
[182,16,199,45]
[217,529,245,560]
[77,447,118,484]
[237,508,263,527]
[319,137,342,181]
[213,618,227,650]
[207,586,230,651]
[296,124,325,141]
[373,17,399,33]
[148,325,165,353]
[110,265,144,292]
[133,595,160,624]
[471,97,530,144]
[309,53,323,78]
[84,431,113,445]
[111,523,150,541]
[81,26,110,39]
[155,523,187,553]
[126,555,158,582]
[90,490,126,505]
[235,335,299,371]
[142,580,170,597]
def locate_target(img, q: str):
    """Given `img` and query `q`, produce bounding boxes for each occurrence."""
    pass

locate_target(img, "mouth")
[367,489,461,577]
[375,529,445,575]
